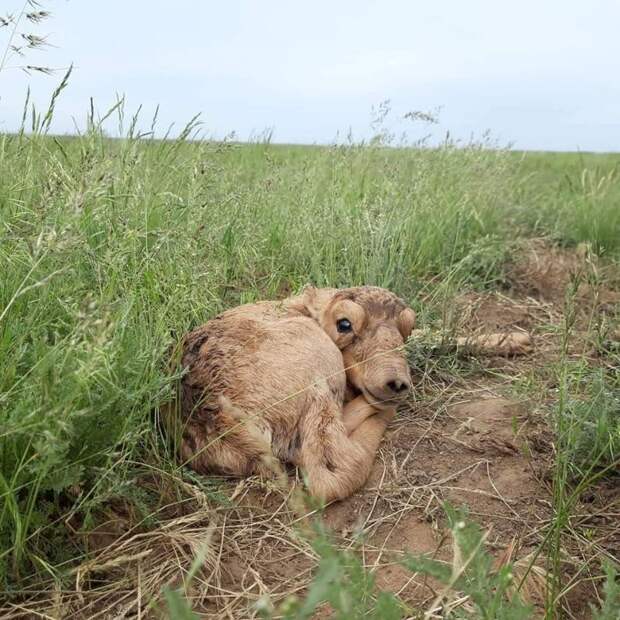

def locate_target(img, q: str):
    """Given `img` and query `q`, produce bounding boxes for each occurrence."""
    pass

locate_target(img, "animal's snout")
[362,368,411,407]
[386,378,410,394]
[341,320,414,407]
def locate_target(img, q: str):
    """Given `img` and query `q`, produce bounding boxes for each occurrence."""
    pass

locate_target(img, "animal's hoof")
[456,332,533,357]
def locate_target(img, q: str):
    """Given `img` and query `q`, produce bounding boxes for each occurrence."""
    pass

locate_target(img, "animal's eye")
[336,318,352,334]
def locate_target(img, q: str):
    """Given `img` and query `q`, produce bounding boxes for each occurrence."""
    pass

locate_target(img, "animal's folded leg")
[180,399,282,481]
[297,391,393,503]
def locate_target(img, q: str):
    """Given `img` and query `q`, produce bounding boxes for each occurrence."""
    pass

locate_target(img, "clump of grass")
[258,522,403,619]
[535,264,620,615]
[554,363,619,479]
[591,562,620,620]
[512,152,620,257]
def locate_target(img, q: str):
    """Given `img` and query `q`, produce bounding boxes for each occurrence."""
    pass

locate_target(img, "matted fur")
[178,286,415,502]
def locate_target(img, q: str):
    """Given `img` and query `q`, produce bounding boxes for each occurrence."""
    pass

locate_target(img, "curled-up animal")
[174,286,416,503]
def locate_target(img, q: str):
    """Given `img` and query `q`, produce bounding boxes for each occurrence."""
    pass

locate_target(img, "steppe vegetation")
[0,24,618,615]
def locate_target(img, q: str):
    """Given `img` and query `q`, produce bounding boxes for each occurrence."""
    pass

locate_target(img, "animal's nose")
[386,379,410,394]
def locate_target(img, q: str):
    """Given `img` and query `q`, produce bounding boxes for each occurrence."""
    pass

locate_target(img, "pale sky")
[1,0,619,151]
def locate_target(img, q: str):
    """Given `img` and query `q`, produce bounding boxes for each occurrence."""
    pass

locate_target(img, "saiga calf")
[178,286,415,502]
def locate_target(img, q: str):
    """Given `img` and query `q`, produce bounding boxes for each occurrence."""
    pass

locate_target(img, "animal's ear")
[295,286,338,322]
[397,307,416,340]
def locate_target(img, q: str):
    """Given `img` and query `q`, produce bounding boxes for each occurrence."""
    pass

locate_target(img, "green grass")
[510,151,620,256]
[1,101,619,616]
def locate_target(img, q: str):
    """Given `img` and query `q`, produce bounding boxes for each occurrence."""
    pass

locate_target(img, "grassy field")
[1,109,619,618]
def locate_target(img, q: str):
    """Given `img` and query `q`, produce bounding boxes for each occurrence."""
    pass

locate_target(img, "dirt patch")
[506,238,620,310]
[456,292,537,333]
[354,395,549,606]
[506,239,585,304]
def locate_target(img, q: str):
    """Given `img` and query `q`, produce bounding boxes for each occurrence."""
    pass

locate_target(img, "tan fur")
[178,286,415,502]
[455,332,533,356]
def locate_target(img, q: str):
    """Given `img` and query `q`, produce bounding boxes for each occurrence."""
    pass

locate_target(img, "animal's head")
[296,286,415,409]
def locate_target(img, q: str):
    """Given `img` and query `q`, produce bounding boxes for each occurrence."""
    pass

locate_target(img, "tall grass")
[0,103,515,580]
[543,272,620,616]
[512,151,620,257]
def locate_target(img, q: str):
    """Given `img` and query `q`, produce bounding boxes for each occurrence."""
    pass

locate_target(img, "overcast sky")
[1,0,619,151]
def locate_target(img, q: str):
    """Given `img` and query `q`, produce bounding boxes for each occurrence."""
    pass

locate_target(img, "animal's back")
[180,301,346,460]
